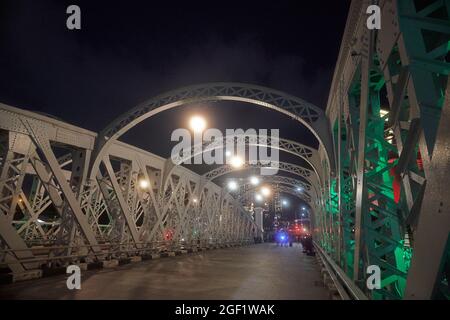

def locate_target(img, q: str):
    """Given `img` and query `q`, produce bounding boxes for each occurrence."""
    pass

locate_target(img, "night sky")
[0,0,351,218]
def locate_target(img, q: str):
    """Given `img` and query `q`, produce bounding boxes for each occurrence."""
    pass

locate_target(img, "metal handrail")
[0,238,255,267]
[0,238,253,253]
[314,241,368,300]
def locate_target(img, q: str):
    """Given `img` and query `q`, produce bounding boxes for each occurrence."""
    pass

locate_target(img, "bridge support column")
[254,207,264,243]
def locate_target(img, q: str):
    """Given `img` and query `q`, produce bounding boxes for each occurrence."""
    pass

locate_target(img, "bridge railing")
[314,242,368,300]
[0,238,255,271]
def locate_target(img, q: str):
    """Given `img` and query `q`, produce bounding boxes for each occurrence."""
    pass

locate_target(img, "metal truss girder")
[395,119,422,175]
[159,166,257,244]
[386,67,410,128]
[19,117,101,253]
[323,0,436,299]
[396,0,450,155]
[0,213,35,273]
[0,108,259,270]
[100,156,141,244]
[134,155,163,241]
[0,104,97,150]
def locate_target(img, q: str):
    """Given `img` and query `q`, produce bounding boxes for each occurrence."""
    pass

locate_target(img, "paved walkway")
[0,243,329,299]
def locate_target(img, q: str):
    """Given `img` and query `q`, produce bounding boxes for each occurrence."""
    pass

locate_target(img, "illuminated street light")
[138,178,150,189]
[230,156,244,168]
[282,199,288,206]
[192,198,198,203]
[260,186,271,197]
[225,150,231,157]
[189,115,207,133]
[296,187,303,192]
[380,109,389,121]
[250,176,260,186]
[228,180,238,191]
[255,193,263,202]
[302,206,306,211]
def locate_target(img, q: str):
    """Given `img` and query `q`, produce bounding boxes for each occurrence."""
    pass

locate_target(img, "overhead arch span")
[240,184,311,204]
[90,83,334,180]
[203,161,316,186]
[170,134,324,185]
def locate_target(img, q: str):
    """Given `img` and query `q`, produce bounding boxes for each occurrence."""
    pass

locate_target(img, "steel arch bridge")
[0,0,449,300]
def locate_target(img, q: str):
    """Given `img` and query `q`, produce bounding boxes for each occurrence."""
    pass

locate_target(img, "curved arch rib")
[238,181,311,203]
[241,175,311,197]
[201,161,321,205]
[170,134,324,185]
[203,161,318,188]
[90,82,334,179]
[240,184,312,204]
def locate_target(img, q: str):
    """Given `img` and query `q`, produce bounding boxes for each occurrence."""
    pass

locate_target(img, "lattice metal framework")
[322,0,450,300]
[0,105,257,274]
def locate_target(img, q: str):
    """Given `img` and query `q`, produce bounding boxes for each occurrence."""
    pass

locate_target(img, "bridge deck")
[0,243,329,300]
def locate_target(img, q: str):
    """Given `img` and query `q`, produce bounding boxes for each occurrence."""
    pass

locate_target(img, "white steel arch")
[170,134,324,184]
[240,184,311,204]
[202,161,318,189]
[90,83,335,180]
[246,175,312,194]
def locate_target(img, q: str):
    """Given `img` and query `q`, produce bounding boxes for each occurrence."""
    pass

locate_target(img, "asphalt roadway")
[0,242,329,300]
